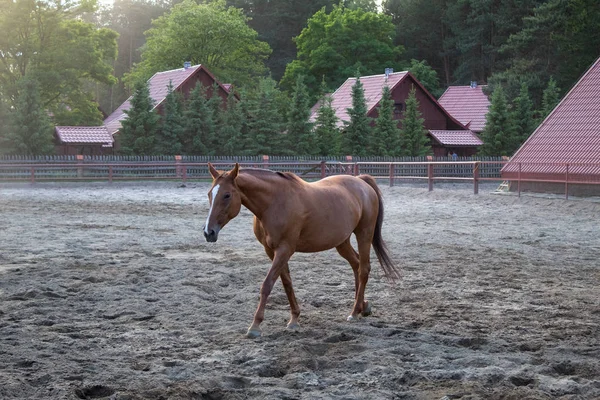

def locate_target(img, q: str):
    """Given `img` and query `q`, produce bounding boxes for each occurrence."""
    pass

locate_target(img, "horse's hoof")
[246,328,261,338]
[362,301,372,317]
[347,315,358,322]
[287,322,300,330]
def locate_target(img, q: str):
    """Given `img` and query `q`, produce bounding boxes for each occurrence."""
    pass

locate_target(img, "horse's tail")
[358,175,400,282]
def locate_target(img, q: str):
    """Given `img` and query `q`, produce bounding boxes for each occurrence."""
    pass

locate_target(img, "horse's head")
[203,163,242,242]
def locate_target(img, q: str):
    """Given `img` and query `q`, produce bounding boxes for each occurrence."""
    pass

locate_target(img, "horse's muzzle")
[203,227,219,242]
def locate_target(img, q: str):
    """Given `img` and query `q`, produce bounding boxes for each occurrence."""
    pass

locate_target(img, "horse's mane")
[240,168,301,182]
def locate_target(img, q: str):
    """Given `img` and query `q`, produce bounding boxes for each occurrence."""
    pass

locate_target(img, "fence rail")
[1,158,598,199]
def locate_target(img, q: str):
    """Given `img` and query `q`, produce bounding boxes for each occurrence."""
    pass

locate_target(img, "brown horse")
[203,163,399,338]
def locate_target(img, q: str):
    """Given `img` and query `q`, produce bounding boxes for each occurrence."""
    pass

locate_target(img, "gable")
[503,56,600,174]
[104,64,231,135]
[439,86,490,133]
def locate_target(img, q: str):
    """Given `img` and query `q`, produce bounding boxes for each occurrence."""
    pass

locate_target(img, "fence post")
[473,161,480,195]
[427,162,434,191]
[565,163,569,200]
[353,163,359,176]
[389,163,394,187]
[108,165,113,183]
[518,163,521,197]
[263,155,269,169]
[30,166,35,184]
[320,161,326,179]
[77,154,84,178]
[175,155,182,178]
[182,164,187,183]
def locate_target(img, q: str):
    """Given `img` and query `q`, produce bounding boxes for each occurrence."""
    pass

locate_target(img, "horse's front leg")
[247,244,293,338]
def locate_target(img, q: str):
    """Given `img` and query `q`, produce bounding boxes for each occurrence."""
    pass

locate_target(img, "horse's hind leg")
[346,229,374,321]
[336,239,371,319]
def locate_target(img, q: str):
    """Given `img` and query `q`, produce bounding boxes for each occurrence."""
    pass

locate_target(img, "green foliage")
[286,75,316,155]
[125,0,271,89]
[480,86,517,156]
[344,0,378,12]
[511,83,535,147]
[181,83,216,156]
[226,0,334,81]
[398,86,430,156]
[407,59,442,98]
[314,79,341,155]
[281,4,403,98]
[493,0,599,106]
[217,90,245,155]
[0,0,117,124]
[244,77,284,155]
[156,81,184,155]
[118,81,160,155]
[540,77,560,122]
[342,77,371,156]
[372,86,401,156]
[6,79,54,155]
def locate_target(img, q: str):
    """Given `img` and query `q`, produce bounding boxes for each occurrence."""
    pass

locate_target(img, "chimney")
[384,68,393,82]
[470,81,477,88]
[183,61,191,69]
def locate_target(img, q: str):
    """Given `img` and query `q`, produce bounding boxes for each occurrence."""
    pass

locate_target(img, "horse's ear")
[230,163,240,179]
[208,163,220,180]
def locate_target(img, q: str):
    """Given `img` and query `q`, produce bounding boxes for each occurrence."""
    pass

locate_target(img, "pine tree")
[342,77,371,156]
[512,82,535,149]
[119,81,160,155]
[7,78,54,155]
[399,86,430,156]
[372,85,401,156]
[286,75,315,155]
[181,82,215,155]
[156,81,184,155]
[314,81,341,156]
[245,77,283,155]
[218,90,245,155]
[480,86,517,156]
[540,77,560,122]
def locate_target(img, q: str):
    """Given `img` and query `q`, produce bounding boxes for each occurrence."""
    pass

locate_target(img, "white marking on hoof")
[246,328,261,338]
[287,322,300,330]
[347,315,357,322]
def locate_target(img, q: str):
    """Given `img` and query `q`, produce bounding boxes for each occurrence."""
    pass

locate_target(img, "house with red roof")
[309,71,483,156]
[55,63,232,155]
[438,83,490,134]
[501,57,600,196]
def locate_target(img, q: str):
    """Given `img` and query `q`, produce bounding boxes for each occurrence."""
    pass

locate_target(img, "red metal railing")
[1,160,599,199]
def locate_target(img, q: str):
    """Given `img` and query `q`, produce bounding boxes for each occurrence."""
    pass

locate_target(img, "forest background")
[0,0,598,156]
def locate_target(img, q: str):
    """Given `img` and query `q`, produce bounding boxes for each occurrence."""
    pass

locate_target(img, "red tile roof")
[310,72,409,128]
[438,86,490,132]
[55,126,113,146]
[429,130,483,146]
[502,57,600,178]
[104,64,231,135]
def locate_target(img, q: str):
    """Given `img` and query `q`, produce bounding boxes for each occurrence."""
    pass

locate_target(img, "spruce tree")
[399,86,430,156]
[218,90,245,155]
[512,82,535,149]
[314,80,341,156]
[372,85,401,156]
[342,77,370,156]
[245,77,283,155]
[540,77,560,122]
[8,78,54,155]
[480,86,517,156]
[181,82,215,155]
[119,81,160,155]
[156,81,184,155]
[286,75,315,155]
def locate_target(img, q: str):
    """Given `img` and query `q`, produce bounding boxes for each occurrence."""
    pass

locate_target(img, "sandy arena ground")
[0,180,599,400]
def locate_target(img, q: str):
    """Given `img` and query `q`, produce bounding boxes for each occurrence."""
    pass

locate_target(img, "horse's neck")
[236,173,278,219]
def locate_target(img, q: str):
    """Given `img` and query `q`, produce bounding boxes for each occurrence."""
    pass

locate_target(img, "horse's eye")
[224,193,231,199]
